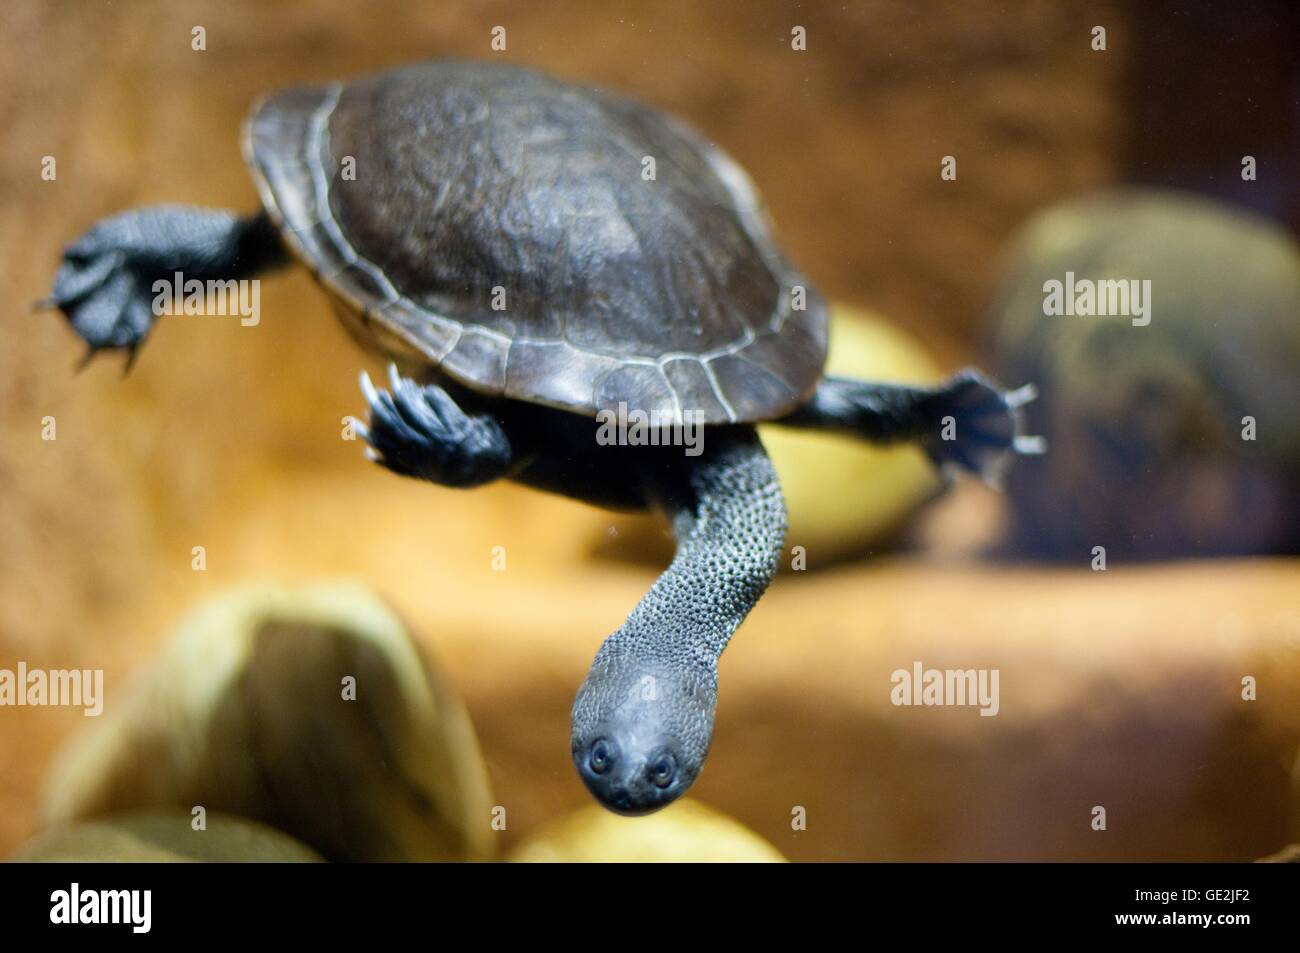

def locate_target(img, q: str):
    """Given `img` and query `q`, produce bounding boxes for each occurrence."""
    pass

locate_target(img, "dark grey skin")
[40,207,284,365]
[44,61,1040,815]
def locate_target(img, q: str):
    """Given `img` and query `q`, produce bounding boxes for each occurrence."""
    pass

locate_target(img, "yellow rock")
[42,581,494,862]
[1256,844,1300,863]
[507,799,786,863]
[760,304,943,564]
[11,810,321,863]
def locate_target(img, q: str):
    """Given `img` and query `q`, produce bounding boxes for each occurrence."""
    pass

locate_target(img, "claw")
[935,460,962,487]
[387,361,402,392]
[74,347,100,373]
[359,370,380,407]
[981,453,1012,491]
[1005,383,1038,408]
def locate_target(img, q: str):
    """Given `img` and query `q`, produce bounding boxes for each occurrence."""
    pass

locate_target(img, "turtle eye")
[589,739,612,774]
[650,752,676,789]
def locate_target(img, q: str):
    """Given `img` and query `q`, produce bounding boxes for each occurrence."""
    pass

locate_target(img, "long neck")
[594,428,788,689]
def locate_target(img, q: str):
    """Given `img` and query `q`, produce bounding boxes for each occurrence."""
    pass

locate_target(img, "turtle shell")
[243,60,827,424]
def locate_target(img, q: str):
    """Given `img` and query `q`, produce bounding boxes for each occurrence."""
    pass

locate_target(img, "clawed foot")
[355,365,513,488]
[39,211,167,358]
[921,369,1045,488]
[38,205,274,362]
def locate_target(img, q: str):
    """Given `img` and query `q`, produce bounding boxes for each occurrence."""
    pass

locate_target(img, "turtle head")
[571,655,715,815]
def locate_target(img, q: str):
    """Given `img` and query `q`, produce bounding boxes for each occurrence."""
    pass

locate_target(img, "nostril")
[610,787,632,809]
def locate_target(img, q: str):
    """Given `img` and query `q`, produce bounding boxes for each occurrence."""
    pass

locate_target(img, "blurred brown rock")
[990,190,1300,559]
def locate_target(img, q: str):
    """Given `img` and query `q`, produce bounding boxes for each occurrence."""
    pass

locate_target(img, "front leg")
[41,205,286,360]
[778,370,1044,486]
[356,365,514,488]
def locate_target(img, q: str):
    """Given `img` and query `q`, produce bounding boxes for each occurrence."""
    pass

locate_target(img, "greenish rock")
[991,189,1300,559]
[43,582,495,862]
[11,810,321,863]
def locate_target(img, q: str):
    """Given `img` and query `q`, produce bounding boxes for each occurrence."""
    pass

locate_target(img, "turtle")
[43,59,1042,816]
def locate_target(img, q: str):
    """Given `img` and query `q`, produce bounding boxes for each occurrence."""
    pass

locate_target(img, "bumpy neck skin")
[598,427,788,683]
[571,427,787,814]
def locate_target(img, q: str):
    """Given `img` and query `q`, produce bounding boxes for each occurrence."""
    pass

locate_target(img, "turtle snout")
[573,736,686,816]
[571,658,714,815]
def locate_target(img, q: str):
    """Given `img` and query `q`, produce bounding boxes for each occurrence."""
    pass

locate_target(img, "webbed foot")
[40,206,282,360]
[356,365,514,488]
[921,369,1045,487]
